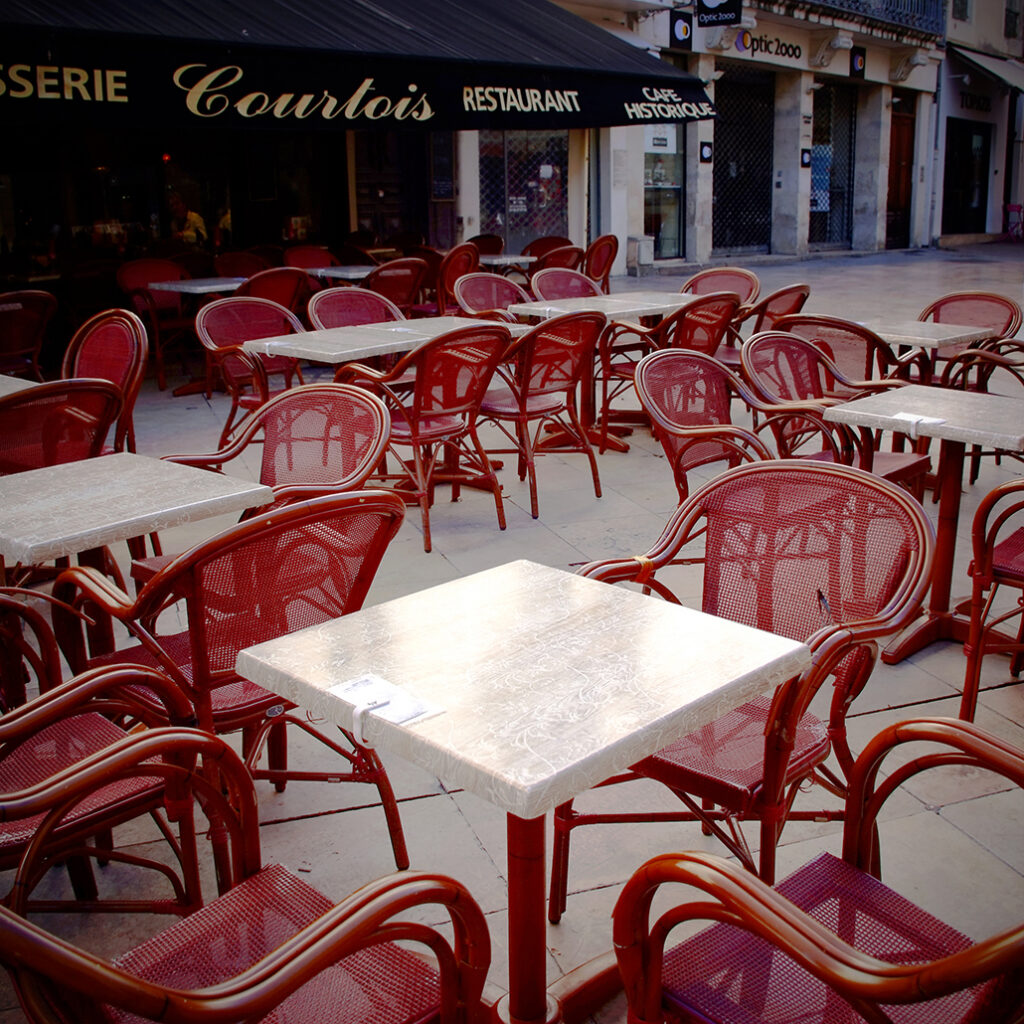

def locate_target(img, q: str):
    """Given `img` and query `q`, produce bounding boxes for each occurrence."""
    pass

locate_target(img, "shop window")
[644,124,685,259]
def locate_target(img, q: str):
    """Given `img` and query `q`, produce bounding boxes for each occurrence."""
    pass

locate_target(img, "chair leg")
[268,719,288,793]
[566,404,602,500]
[548,799,575,924]
[469,429,506,531]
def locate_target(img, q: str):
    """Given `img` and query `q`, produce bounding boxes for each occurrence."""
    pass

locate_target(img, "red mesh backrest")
[698,465,917,648]
[197,298,302,353]
[522,236,573,258]
[920,291,1022,340]
[743,333,843,402]
[284,245,339,269]
[308,288,403,329]
[636,351,747,478]
[776,314,885,381]
[454,273,530,314]
[179,499,402,684]
[517,312,605,399]
[116,259,187,316]
[583,235,618,281]
[534,246,584,272]
[235,268,312,315]
[361,259,428,310]
[408,328,506,421]
[256,388,388,490]
[466,234,504,255]
[0,291,56,364]
[681,268,760,305]
[750,285,810,332]
[405,246,443,291]
[214,252,268,278]
[531,269,601,300]
[0,380,120,474]
[437,244,480,313]
[663,293,740,355]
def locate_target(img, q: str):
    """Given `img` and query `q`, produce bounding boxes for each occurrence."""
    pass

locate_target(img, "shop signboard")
[696,0,741,27]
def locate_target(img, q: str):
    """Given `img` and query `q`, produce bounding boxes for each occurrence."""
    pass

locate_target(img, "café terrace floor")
[3,242,1024,1022]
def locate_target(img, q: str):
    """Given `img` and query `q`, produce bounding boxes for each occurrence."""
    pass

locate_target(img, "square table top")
[306,265,373,281]
[242,315,527,364]
[236,559,811,820]
[824,384,1024,451]
[148,277,246,295]
[0,375,40,398]
[0,452,273,563]
[508,291,696,322]
[478,253,536,267]
[860,319,994,349]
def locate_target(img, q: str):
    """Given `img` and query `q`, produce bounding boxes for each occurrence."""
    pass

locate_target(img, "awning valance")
[0,0,715,132]
[949,45,1024,94]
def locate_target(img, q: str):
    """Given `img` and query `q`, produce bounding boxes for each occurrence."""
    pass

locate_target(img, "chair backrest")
[360,258,428,313]
[745,283,811,333]
[531,245,584,274]
[171,250,217,279]
[582,234,619,293]
[213,383,391,498]
[521,236,574,259]
[308,287,404,329]
[214,251,269,278]
[61,309,149,452]
[246,244,284,267]
[681,266,760,305]
[453,272,531,315]
[139,492,406,694]
[405,245,444,295]
[660,292,741,356]
[234,267,314,316]
[437,243,481,315]
[918,290,1023,341]
[0,591,63,709]
[530,268,602,300]
[116,258,188,316]
[0,379,121,475]
[741,330,855,404]
[284,245,341,269]
[774,313,895,382]
[334,241,380,266]
[0,290,57,378]
[465,233,504,255]
[635,349,770,499]
[511,311,607,401]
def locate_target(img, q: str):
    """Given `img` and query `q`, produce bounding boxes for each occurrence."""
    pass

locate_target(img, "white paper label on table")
[891,412,945,439]
[329,674,442,742]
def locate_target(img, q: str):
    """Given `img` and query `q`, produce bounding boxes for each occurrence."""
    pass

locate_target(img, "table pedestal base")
[881,609,972,664]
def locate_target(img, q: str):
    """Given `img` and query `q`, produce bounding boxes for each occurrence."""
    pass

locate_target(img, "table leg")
[882,438,971,663]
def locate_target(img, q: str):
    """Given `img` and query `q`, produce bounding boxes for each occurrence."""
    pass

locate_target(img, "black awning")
[0,0,715,132]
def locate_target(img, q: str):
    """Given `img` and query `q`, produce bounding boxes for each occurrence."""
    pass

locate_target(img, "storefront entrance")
[886,90,916,249]
[809,82,856,250]
[942,117,992,234]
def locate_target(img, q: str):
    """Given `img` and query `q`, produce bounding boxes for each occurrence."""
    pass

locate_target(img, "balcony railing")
[802,0,944,38]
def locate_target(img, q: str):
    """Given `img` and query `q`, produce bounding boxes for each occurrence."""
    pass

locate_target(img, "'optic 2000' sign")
[735,32,803,60]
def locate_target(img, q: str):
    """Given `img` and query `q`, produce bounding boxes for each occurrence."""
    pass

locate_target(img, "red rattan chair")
[214,250,268,278]
[54,492,411,868]
[598,292,741,452]
[502,235,574,283]
[962,478,1024,721]
[0,726,492,1024]
[548,460,934,920]
[634,349,838,501]
[61,309,148,453]
[411,242,480,317]
[0,590,64,710]
[0,290,56,380]
[0,662,199,914]
[0,379,121,476]
[129,383,391,586]
[528,245,585,281]
[581,234,619,294]
[195,296,305,445]
[116,258,197,390]
[775,311,930,383]
[308,286,405,329]
[919,289,1023,349]
[530,267,602,300]
[613,718,1024,1024]
[360,257,429,315]
[465,232,505,255]
[479,310,606,518]
[337,325,509,552]
[246,243,284,267]
[453,272,531,322]
[234,266,316,319]
[681,266,761,305]
[283,244,346,269]
[741,331,931,497]
[719,282,811,370]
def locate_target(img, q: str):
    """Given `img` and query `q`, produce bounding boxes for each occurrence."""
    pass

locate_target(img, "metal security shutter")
[809,82,856,249]
[712,63,774,254]
[479,130,570,255]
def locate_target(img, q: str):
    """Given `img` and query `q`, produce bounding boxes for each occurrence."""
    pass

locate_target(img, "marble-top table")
[861,319,993,350]
[478,253,536,268]
[508,291,697,322]
[241,315,527,365]
[0,451,272,565]
[148,276,246,295]
[306,265,373,282]
[825,385,1024,679]
[237,558,811,1024]
[0,375,40,398]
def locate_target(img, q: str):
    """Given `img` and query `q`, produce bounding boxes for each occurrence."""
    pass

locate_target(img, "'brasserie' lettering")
[0,64,128,102]
[462,86,581,114]
[172,64,434,123]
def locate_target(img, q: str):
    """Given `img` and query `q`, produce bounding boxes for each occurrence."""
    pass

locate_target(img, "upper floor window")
[951,0,970,21]
[1008,0,1021,38]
